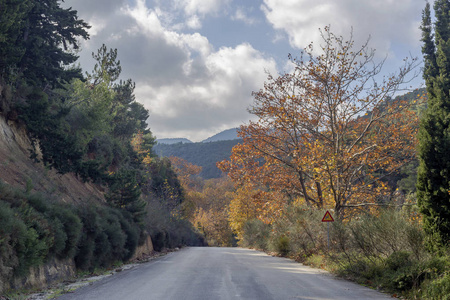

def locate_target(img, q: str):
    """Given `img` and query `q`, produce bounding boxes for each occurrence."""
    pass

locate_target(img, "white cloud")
[67,0,277,141]
[261,0,424,59]
[186,15,202,29]
[161,0,231,29]
[123,0,165,36]
[136,42,278,141]
[175,0,230,16]
[232,7,258,25]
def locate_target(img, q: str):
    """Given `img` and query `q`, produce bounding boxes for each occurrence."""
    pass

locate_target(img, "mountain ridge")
[201,128,239,143]
[157,128,239,145]
[153,138,242,179]
[157,138,193,144]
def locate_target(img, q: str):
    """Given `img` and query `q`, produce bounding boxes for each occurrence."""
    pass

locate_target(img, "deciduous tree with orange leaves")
[219,27,420,219]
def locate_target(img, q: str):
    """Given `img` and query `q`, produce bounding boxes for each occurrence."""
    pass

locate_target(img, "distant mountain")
[154,129,242,179]
[201,128,239,143]
[157,138,193,145]
[153,139,242,179]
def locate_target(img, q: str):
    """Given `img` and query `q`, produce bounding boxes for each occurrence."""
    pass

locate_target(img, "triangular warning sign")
[322,210,334,222]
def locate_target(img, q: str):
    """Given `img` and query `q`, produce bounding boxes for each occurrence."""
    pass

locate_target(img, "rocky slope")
[0,114,104,204]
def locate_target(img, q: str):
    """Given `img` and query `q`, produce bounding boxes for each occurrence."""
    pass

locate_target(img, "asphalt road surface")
[56,247,391,300]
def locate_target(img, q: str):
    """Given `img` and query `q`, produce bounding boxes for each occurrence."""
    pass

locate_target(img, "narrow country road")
[56,247,390,300]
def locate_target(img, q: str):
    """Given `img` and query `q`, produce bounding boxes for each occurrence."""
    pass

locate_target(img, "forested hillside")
[0,1,204,294]
[201,128,239,143]
[156,138,193,144]
[153,139,242,179]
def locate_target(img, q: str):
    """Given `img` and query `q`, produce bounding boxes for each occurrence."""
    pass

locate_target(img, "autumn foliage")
[168,156,236,246]
[219,27,420,220]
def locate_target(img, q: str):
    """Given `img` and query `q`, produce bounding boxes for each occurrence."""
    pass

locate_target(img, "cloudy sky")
[63,0,426,142]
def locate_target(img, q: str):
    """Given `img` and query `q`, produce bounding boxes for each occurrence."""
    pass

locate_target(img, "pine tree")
[417,0,450,249]
[0,0,90,87]
[22,1,90,87]
[106,169,146,224]
[0,0,32,77]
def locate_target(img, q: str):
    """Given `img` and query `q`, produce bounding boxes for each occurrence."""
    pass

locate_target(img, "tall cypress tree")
[417,0,450,249]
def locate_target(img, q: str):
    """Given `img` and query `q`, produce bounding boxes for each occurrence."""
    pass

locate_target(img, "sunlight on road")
[222,249,268,257]
[271,265,324,275]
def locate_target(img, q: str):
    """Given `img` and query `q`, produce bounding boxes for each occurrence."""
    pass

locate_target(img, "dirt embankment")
[0,114,104,204]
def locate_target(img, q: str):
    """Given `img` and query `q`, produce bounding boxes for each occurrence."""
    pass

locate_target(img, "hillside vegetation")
[0,1,204,294]
[201,128,239,143]
[156,138,193,144]
[154,139,242,179]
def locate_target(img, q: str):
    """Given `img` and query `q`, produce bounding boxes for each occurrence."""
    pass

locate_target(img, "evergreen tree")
[90,44,122,86]
[417,0,450,249]
[0,0,90,87]
[17,87,83,173]
[106,169,146,224]
[0,0,32,78]
[112,79,150,141]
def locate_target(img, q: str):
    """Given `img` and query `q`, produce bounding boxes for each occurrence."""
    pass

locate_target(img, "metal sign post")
[327,223,330,250]
[321,210,334,251]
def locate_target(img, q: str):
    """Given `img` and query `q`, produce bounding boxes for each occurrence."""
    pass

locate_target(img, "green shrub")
[241,219,270,250]
[13,202,52,276]
[26,193,49,212]
[74,206,101,270]
[50,206,82,259]
[0,201,22,280]
[74,205,144,271]
[103,208,127,263]
[75,206,117,270]
[14,227,46,276]
[0,180,146,281]
[74,232,95,271]
[25,194,68,258]
[113,210,140,261]
[151,231,168,252]
[48,216,67,257]
[381,251,420,291]
[18,191,83,260]
[386,251,413,272]
[272,235,290,256]
[425,255,450,276]
[423,273,450,300]
[93,230,111,268]
[267,205,325,258]
[145,197,205,251]
[405,221,426,260]
[347,210,425,260]
[336,256,385,287]
[0,186,83,280]
[0,181,22,206]
[305,254,327,269]
[149,217,204,251]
